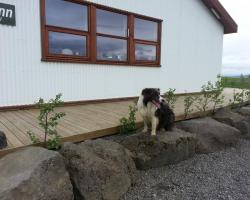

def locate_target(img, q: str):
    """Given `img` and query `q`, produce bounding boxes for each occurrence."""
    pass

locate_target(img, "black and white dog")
[137,88,175,136]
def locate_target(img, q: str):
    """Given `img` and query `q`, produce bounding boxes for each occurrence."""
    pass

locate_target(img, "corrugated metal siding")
[0,0,224,107]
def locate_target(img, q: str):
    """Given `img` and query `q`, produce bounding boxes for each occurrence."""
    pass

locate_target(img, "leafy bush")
[195,75,225,115]
[119,104,137,134]
[164,88,177,110]
[27,131,41,144]
[184,95,197,119]
[229,89,245,109]
[27,94,65,150]
[245,90,250,103]
[211,75,225,113]
[195,81,214,115]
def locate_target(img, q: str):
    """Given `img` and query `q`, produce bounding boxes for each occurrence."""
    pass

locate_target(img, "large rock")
[112,128,197,170]
[237,106,250,116]
[60,139,137,200]
[0,147,73,200]
[176,117,241,154]
[213,108,250,138]
[0,131,7,149]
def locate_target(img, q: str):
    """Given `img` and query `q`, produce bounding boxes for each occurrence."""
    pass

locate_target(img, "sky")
[219,0,250,76]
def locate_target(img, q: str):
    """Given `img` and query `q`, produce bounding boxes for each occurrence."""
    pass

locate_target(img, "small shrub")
[239,89,246,107]
[47,134,61,150]
[184,94,197,119]
[195,81,214,115]
[119,104,137,134]
[27,131,41,144]
[245,90,250,103]
[27,93,65,150]
[211,75,225,113]
[229,89,245,109]
[164,88,177,110]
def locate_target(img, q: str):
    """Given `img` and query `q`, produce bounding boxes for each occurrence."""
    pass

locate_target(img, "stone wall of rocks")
[0,105,249,200]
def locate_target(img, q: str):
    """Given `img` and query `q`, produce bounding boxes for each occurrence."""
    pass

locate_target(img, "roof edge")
[202,0,238,34]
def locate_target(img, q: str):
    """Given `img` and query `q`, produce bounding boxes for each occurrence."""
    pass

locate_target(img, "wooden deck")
[0,88,244,156]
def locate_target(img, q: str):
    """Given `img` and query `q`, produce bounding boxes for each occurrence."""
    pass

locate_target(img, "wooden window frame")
[95,7,129,64]
[40,0,162,67]
[133,16,162,66]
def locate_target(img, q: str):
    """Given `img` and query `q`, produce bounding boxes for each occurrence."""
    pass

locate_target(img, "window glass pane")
[49,32,87,56]
[135,18,158,41]
[135,44,157,61]
[46,0,88,31]
[96,9,127,37]
[97,36,127,61]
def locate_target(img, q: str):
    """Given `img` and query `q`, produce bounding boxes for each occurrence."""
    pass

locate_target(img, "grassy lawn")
[222,76,250,89]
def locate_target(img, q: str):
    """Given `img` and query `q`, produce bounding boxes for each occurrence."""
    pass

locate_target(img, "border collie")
[137,88,175,136]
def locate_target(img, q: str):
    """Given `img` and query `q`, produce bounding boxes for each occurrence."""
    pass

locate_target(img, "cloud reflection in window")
[49,32,86,56]
[46,0,88,31]
[135,44,156,61]
[97,36,127,61]
[135,18,158,42]
[96,9,127,37]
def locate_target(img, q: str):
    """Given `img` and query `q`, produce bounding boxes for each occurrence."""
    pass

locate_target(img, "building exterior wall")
[0,0,224,107]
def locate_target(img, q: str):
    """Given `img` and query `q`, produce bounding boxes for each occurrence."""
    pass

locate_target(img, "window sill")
[41,57,161,68]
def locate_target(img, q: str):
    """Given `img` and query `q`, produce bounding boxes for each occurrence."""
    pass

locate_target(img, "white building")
[0,0,237,108]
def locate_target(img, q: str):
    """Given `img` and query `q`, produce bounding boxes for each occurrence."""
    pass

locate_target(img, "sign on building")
[0,2,16,26]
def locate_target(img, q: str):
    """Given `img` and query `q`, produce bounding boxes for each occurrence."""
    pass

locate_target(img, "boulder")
[0,131,7,149]
[112,128,197,170]
[0,147,73,200]
[60,139,137,200]
[213,108,250,138]
[237,106,250,116]
[176,117,241,154]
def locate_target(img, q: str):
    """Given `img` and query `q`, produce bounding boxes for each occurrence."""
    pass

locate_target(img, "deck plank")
[0,113,30,145]
[0,121,22,147]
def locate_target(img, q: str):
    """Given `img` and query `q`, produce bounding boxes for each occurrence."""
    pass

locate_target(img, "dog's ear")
[157,88,160,94]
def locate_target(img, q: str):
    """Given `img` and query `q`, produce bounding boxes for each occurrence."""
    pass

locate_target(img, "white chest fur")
[137,95,157,118]
[137,94,159,135]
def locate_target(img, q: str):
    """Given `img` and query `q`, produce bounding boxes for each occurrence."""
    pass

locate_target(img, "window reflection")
[97,36,127,61]
[135,44,156,61]
[46,0,88,31]
[49,32,86,56]
[135,18,158,41]
[96,9,127,37]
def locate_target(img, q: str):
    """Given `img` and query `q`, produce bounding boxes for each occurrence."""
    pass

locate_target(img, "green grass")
[222,76,250,89]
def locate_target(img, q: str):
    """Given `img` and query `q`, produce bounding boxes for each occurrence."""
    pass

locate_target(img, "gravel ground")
[122,139,250,200]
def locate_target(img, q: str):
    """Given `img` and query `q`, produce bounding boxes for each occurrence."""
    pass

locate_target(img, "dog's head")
[141,88,161,106]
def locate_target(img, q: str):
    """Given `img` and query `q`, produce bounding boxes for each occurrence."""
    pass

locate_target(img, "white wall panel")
[0,0,224,106]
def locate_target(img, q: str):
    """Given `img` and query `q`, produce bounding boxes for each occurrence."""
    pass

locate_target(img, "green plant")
[27,94,65,150]
[164,88,177,110]
[119,104,137,134]
[47,134,61,150]
[195,81,214,115]
[239,89,246,107]
[246,90,250,103]
[184,94,197,119]
[27,131,41,144]
[229,89,245,109]
[211,75,225,113]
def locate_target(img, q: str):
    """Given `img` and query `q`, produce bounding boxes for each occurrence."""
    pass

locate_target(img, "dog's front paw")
[142,128,148,133]
[151,132,157,136]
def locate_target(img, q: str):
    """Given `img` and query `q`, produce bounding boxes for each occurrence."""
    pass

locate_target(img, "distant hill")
[223,75,250,78]
[222,76,250,89]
